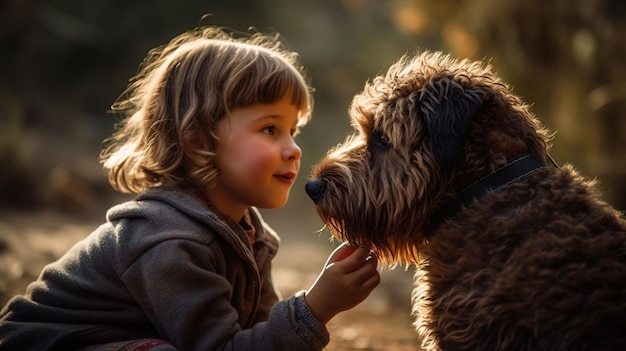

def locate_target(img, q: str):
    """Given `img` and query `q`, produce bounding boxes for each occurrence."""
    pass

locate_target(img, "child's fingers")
[362,268,381,291]
[349,254,379,282]
[365,254,378,270]
[333,246,376,273]
[327,242,359,263]
[335,245,371,269]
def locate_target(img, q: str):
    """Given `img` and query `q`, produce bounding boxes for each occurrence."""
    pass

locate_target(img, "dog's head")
[306,51,552,265]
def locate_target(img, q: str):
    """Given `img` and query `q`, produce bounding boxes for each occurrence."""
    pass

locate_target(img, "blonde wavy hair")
[100,26,313,194]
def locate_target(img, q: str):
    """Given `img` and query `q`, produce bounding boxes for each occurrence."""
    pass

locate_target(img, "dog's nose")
[305,179,326,203]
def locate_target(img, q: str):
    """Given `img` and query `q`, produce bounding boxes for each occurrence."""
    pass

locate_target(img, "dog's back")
[414,164,626,351]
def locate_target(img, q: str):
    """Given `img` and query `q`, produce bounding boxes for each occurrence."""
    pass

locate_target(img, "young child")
[0,26,380,351]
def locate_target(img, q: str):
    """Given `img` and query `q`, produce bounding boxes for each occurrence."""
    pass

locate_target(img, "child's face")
[209,95,302,220]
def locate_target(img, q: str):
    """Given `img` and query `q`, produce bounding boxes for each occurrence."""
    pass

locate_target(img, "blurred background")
[1,0,625,350]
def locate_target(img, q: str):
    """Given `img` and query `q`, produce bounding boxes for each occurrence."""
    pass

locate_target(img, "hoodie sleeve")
[219,293,330,351]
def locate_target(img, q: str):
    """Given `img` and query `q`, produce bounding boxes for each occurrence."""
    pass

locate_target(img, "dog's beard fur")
[309,133,446,266]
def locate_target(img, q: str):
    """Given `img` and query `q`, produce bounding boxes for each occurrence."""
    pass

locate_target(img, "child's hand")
[304,242,380,325]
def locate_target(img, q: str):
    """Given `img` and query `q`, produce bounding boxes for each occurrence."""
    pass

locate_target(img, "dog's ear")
[420,78,484,169]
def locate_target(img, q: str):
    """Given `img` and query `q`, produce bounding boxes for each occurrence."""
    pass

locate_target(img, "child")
[0,26,380,350]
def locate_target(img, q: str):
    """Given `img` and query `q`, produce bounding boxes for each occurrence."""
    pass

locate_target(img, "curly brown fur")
[306,51,626,350]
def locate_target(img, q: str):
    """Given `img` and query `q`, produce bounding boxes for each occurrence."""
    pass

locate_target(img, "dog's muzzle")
[305,179,326,203]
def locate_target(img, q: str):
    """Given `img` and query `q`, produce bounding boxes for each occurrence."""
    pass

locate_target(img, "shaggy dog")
[305,51,626,351]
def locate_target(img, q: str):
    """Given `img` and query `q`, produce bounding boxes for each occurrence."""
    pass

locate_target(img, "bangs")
[219,43,313,126]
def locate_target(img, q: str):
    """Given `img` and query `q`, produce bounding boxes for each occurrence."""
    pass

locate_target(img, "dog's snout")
[305,179,326,203]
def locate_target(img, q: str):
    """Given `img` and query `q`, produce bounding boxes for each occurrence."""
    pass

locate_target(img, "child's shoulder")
[108,187,201,216]
[103,187,219,240]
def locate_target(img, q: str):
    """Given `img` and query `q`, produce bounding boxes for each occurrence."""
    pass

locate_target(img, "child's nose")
[283,138,302,160]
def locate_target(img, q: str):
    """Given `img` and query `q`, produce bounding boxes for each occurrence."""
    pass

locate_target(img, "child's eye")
[262,126,276,135]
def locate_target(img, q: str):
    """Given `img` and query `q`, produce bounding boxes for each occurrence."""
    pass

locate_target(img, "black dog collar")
[432,153,555,229]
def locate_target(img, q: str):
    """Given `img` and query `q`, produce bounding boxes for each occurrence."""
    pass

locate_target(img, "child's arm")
[303,243,380,324]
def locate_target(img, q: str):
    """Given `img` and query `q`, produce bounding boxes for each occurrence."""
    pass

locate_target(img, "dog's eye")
[373,131,392,149]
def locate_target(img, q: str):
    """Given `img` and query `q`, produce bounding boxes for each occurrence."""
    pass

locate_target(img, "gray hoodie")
[0,188,329,350]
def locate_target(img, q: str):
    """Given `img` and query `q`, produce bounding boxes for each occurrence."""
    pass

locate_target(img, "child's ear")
[419,78,485,169]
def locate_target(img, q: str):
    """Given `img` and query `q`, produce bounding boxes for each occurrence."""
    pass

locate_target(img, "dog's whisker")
[312,224,327,234]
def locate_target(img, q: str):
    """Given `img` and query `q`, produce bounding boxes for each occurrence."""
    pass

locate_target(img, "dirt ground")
[0,208,421,350]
